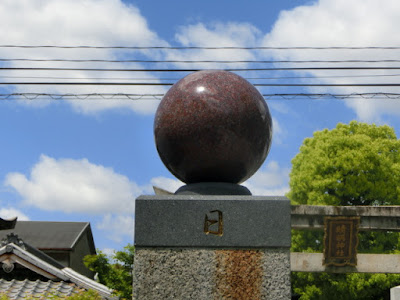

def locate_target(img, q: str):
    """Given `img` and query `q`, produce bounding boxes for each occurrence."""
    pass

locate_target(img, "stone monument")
[133,70,291,299]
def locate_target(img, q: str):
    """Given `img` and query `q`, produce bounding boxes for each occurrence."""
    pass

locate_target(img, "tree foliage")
[289,121,400,206]
[84,244,134,300]
[289,121,400,299]
[292,272,400,300]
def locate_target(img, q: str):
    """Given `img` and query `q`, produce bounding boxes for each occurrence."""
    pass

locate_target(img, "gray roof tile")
[0,235,116,299]
[0,221,92,250]
[0,278,84,299]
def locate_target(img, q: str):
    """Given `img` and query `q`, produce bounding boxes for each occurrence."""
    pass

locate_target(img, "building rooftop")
[0,278,84,299]
[0,221,94,251]
[0,234,115,299]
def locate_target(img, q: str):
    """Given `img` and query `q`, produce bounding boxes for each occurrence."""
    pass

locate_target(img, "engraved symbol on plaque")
[204,210,223,236]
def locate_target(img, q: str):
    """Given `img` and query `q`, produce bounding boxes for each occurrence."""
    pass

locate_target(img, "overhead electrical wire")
[0,93,164,100]
[3,58,400,63]
[2,82,400,87]
[2,45,400,103]
[3,66,400,72]
[2,45,400,50]
[262,93,400,99]
[1,73,400,81]
[2,92,400,101]
[249,74,400,79]
[0,76,179,80]
[0,82,173,86]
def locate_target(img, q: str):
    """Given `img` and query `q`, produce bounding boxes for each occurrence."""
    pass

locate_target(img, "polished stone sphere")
[154,70,272,184]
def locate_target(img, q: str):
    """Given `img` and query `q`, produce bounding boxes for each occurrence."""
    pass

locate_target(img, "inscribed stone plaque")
[323,216,360,266]
[134,195,291,248]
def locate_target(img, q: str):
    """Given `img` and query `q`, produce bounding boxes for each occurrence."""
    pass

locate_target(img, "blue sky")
[0,0,400,253]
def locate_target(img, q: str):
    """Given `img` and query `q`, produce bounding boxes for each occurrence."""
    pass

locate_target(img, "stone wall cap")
[135,196,290,248]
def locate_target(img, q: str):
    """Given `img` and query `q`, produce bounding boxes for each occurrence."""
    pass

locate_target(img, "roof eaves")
[5,243,69,281]
[0,244,116,299]
[62,267,117,299]
[9,244,68,280]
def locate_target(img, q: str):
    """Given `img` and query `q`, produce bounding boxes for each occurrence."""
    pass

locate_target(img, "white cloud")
[150,176,183,194]
[272,117,286,145]
[268,101,291,115]
[97,214,134,243]
[5,0,399,121]
[262,0,400,122]
[175,22,261,47]
[0,208,29,221]
[101,248,116,257]
[166,22,262,69]
[3,154,185,244]
[0,0,168,114]
[1,0,160,46]
[4,155,141,214]
[243,161,290,196]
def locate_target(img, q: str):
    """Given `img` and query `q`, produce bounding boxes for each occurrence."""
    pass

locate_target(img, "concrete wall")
[133,248,290,300]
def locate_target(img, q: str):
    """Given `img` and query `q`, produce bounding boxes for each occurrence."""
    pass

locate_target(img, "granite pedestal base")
[133,195,291,300]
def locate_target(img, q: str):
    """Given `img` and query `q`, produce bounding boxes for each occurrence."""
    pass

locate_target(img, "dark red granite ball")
[154,70,272,184]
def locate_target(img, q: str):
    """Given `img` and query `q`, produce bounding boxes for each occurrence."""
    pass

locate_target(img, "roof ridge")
[1,242,69,280]
[1,233,25,249]
[13,220,87,223]
[70,222,90,249]
[0,242,115,299]
[0,221,95,251]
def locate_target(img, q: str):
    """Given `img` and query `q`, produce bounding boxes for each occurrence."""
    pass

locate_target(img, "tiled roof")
[0,222,94,251]
[0,278,84,299]
[0,235,116,299]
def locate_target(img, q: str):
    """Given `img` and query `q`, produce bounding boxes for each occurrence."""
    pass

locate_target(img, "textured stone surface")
[133,248,291,300]
[135,195,291,247]
[154,70,272,184]
[214,250,263,299]
[262,248,291,299]
[133,249,215,300]
[391,285,400,300]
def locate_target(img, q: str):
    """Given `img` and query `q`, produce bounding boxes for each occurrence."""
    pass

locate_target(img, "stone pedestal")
[133,195,291,299]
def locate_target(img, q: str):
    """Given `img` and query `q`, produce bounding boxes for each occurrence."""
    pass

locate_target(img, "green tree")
[84,244,134,300]
[289,121,400,300]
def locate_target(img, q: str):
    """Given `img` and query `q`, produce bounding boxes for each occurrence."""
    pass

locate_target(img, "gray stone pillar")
[391,286,400,300]
[133,195,291,299]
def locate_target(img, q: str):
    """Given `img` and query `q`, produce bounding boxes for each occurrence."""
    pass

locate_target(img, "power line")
[263,93,400,99]
[2,45,400,50]
[2,92,400,101]
[3,67,400,72]
[1,73,400,81]
[256,83,400,87]
[251,74,400,80]
[2,82,400,87]
[1,46,400,102]
[0,76,179,81]
[0,93,164,100]
[3,58,400,64]
[0,82,172,86]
